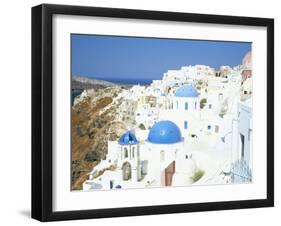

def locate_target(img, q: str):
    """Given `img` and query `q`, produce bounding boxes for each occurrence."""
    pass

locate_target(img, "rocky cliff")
[72,75,116,89]
[71,86,128,190]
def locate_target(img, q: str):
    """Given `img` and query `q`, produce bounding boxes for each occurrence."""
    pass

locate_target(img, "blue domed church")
[145,120,187,186]
[117,131,141,182]
[159,85,200,140]
[83,119,196,190]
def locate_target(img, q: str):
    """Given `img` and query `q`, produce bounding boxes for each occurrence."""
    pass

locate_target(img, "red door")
[165,161,175,186]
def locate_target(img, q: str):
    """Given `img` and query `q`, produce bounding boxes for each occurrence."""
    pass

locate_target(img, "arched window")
[124,147,128,158]
[185,102,188,110]
[195,101,197,109]
[122,162,131,181]
[160,150,165,162]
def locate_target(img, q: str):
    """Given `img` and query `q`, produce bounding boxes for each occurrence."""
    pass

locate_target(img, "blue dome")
[147,120,182,144]
[119,131,138,145]
[175,85,198,97]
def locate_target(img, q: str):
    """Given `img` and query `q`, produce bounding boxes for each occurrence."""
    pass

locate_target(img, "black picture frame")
[32,3,274,222]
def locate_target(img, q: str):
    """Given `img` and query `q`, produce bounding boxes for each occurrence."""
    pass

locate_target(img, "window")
[110,180,114,189]
[124,148,128,158]
[240,134,245,159]
[176,101,179,109]
[195,101,197,109]
[208,125,211,130]
[132,147,135,158]
[160,150,165,162]
[184,121,188,129]
[209,104,212,109]
[215,125,219,133]
[185,102,188,110]
[248,129,252,141]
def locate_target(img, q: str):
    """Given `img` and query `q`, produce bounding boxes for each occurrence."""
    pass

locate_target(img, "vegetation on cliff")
[71,86,127,190]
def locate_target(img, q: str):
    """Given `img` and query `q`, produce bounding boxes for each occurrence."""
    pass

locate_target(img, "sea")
[71,89,83,105]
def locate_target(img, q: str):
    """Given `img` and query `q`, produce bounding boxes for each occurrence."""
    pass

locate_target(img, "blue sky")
[71,34,251,81]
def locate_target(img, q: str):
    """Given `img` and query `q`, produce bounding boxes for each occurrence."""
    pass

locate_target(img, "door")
[165,161,175,186]
[122,162,132,181]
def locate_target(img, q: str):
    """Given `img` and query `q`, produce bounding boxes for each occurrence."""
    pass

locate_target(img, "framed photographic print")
[32,4,274,221]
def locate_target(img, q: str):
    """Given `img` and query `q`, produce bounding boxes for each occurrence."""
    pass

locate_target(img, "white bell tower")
[118,131,140,182]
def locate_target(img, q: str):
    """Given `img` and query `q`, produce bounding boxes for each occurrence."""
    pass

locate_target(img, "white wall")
[0,0,279,225]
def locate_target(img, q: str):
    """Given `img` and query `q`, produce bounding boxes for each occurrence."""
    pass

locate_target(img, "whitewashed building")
[83,60,253,190]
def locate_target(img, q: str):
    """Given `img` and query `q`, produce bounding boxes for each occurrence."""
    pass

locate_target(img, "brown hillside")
[71,87,126,190]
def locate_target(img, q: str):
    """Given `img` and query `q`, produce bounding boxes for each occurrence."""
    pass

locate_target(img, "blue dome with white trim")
[175,85,198,97]
[147,120,182,144]
[119,131,138,145]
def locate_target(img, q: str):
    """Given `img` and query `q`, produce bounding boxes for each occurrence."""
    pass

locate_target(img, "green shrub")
[138,123,146,130]
[191,169,205,182]
[200,98,207,109]
[85,150,100,162]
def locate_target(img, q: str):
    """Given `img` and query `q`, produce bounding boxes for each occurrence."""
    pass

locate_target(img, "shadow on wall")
[18,210,30,218]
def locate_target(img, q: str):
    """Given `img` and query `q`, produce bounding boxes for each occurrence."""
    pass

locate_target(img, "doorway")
[165,161,175,186]
[122,162,132,181]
